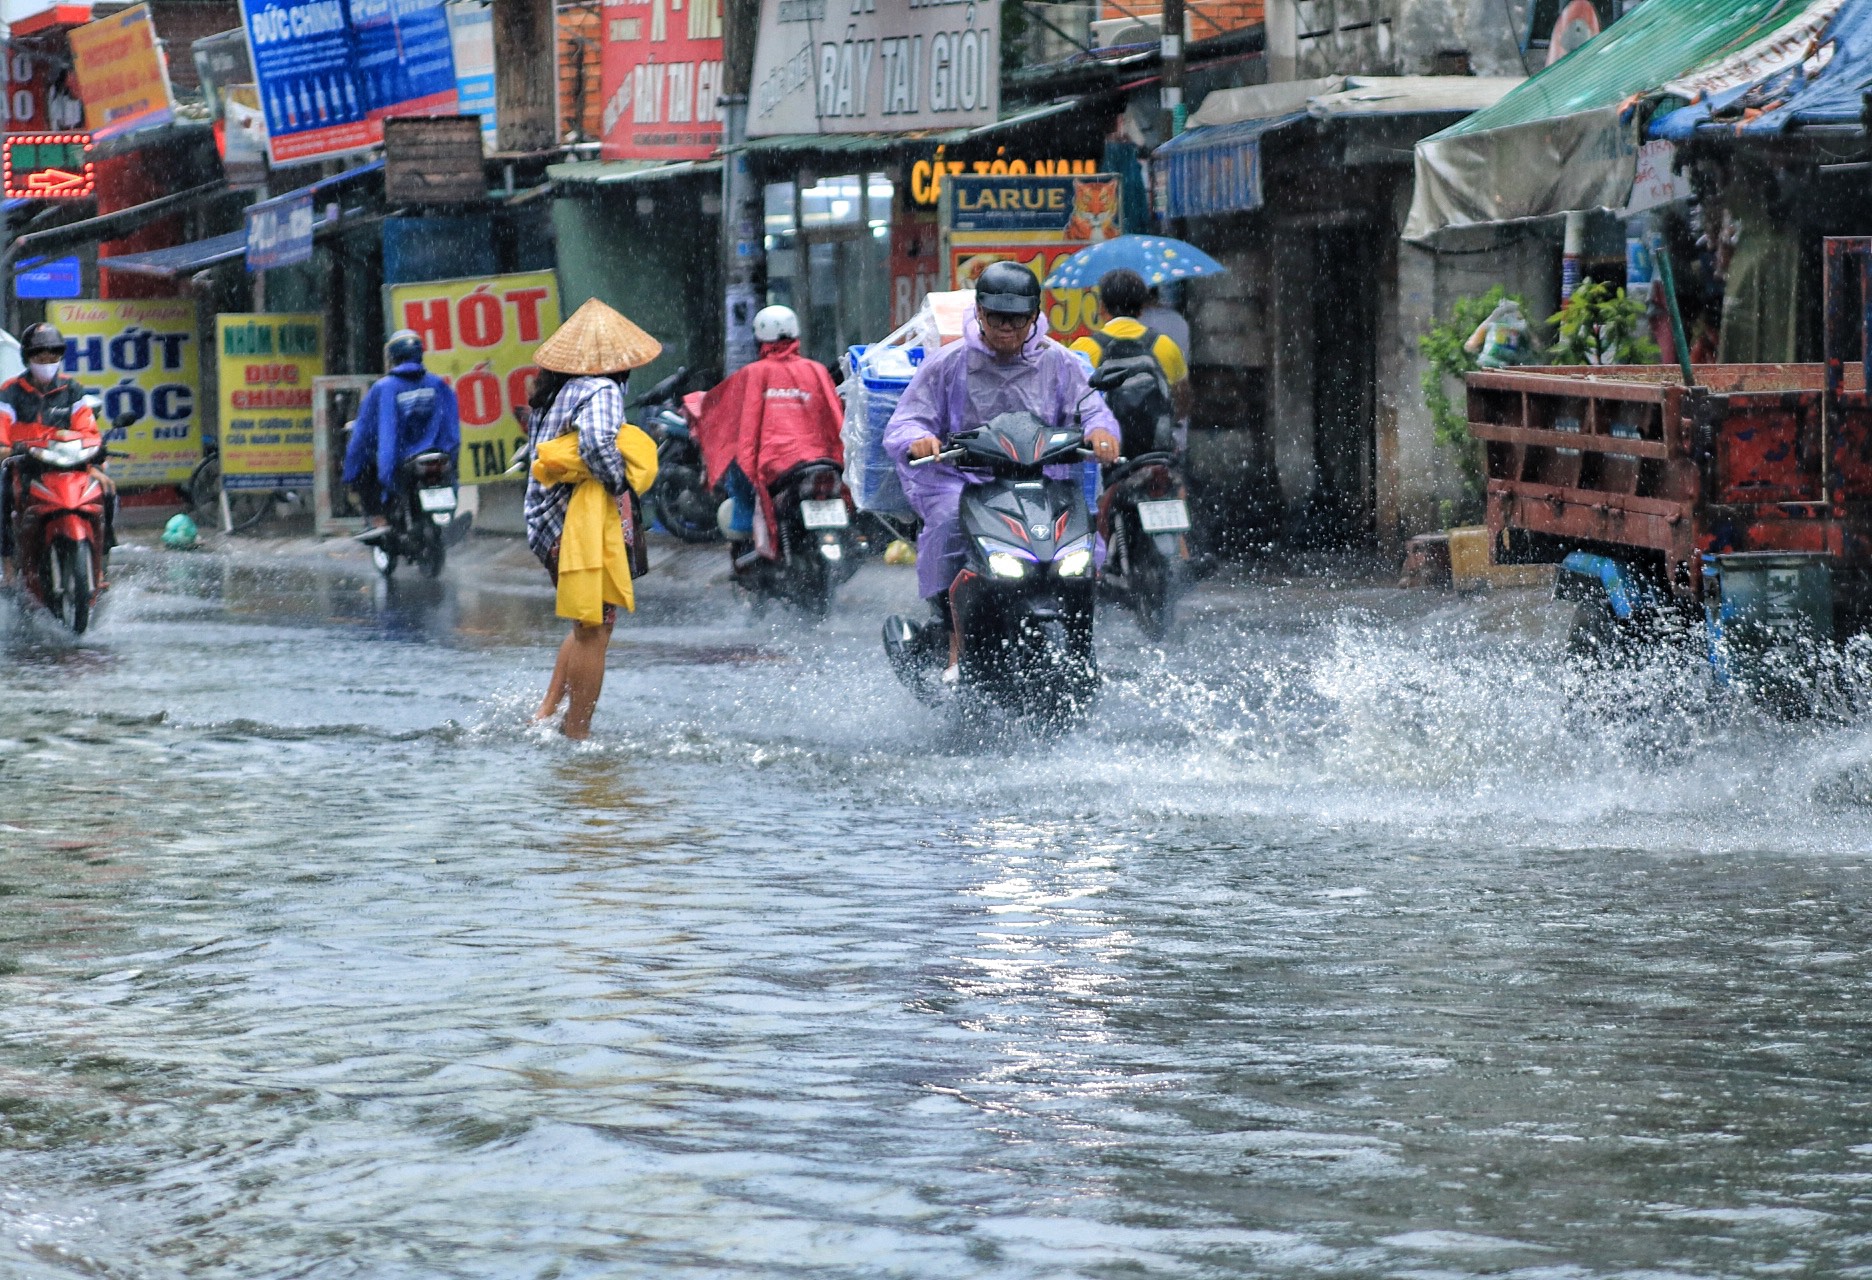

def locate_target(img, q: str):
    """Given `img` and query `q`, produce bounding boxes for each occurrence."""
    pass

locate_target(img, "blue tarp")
[1153,113,1306,219]
[1651,0,1872,137]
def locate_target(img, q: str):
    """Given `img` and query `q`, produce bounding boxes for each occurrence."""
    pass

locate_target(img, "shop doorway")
[1307,224,1378,547]
[764,174,893,369]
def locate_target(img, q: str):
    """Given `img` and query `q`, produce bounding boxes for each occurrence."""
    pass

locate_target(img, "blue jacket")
[342,363,461,501]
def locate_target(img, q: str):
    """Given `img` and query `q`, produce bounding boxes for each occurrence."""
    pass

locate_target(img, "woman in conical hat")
[522,298,663,739]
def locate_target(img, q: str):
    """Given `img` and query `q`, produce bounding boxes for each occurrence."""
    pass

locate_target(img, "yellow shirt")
[1070,318,1189,386]
[530,424,658,622]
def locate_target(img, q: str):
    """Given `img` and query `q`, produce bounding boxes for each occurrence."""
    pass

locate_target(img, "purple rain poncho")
[882,315,1120,599]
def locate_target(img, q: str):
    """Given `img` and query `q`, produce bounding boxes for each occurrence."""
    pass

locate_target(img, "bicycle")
[185,437,298,534]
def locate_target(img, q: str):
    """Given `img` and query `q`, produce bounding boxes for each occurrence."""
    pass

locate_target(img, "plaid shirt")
[524,376,632,568]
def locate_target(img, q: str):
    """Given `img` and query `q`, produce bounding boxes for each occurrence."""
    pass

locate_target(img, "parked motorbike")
[3,418,113,633]
[627,366,718,543]
[357,448,459,580]
[729,459,858,618]
[1099,451,1195,639]
[882,411,1100,724]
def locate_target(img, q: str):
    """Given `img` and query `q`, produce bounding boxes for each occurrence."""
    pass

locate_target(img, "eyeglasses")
[979,312,1035,332]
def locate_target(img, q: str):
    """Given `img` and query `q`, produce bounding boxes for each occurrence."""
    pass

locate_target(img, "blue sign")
[14,257,81,299]
[246,191,315,270]
[238,0,458,166]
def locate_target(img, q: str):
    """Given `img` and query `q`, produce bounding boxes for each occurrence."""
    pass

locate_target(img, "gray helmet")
[975,261,1042,316]
[19,322,64,359]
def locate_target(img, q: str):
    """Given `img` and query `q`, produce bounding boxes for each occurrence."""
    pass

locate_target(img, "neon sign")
[3,134,95,199]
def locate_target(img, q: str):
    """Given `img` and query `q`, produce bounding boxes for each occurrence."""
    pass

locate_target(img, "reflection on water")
[2,553,1872,1276]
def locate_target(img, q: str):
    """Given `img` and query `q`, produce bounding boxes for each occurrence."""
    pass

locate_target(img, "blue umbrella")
[1042,234,1226,290]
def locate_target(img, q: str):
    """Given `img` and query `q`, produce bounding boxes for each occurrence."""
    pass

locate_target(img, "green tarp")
[1405,0,1817,240]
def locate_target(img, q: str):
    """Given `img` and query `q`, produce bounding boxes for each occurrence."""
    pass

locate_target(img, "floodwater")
[5,547,1872,1279]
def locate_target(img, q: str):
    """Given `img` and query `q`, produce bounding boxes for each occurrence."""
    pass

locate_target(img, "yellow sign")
[49,299,199,487]
[67,5,175,141]
[383,271,562,484]
[909,155,1100,207]
[216,314,323,490]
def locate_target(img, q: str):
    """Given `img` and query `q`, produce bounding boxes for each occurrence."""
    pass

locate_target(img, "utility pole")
[494,0,559,154]
[719,0,763,374]
[1161,0,1186,136]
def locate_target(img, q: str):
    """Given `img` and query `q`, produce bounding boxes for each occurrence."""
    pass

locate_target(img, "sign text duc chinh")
[236,0,459,166]
[216,314,325,491]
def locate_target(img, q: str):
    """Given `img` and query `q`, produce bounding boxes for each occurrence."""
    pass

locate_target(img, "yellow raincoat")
[531,425,658,623]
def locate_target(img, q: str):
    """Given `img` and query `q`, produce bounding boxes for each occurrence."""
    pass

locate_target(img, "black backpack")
[1086,326,1174,460]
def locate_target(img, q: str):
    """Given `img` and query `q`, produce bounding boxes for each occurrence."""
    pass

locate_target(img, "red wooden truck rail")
[1464,236,1872,623]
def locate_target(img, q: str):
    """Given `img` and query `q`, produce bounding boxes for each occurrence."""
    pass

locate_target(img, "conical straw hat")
[534,298,663,374]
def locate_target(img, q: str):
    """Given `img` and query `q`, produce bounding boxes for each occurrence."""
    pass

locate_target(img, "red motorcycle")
[4,422,111,633]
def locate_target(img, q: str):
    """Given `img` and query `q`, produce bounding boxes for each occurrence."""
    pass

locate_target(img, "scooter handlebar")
[908,448,964,467]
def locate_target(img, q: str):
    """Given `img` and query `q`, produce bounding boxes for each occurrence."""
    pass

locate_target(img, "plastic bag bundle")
[841,343,925,516]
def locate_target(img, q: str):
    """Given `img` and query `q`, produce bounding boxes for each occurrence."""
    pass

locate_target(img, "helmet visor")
[977,289,1040,316]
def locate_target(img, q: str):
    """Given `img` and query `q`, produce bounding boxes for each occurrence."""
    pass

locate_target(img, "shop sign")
[2,132,93,198]
[748,0,996,137]
[889,205,938,328]
[940,173,1121,342]
[599,0,723,160]
[1624,139,1691,215]
[191,27,253,118]
[245,189,315,270]
[215,313,323,490]
[51,299,200,487]
[14,256,81,299]
[66,4,174,140]
[908,154,1099,208]
[383,271,562,484]
[446,0,496,150]
[4,38,86,133]
[236,0,459,167]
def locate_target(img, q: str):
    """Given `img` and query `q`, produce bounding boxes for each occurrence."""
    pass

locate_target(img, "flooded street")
[5,548,1872,1278]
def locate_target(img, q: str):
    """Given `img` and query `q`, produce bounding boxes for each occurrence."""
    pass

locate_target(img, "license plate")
[800,498,849,529]
[1137,499,1190,533]
[418,487,457,513]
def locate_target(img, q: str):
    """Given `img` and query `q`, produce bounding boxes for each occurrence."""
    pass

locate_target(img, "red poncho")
[691,340,844,555]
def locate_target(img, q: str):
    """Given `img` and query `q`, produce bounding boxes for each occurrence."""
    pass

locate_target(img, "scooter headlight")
[988,551,1028,579]
[28,439,95,468]
[977,537,1033,579]
[1055,547,1093,578]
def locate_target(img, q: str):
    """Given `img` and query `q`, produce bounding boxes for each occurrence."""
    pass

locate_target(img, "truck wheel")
[1567,601,1634,667]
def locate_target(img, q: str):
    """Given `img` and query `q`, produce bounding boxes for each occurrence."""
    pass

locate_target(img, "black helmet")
[976,261,1042,316]
[385,328,424,367]
[19,322,64,359]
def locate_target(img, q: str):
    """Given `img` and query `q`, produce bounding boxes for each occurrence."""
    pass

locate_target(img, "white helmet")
[752,305,799,343]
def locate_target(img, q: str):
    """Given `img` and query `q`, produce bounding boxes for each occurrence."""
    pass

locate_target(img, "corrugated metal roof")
[1309,75,1524,118]
[1435,0,1815,139]
[734,96,1093,154]
[547,158,723,189]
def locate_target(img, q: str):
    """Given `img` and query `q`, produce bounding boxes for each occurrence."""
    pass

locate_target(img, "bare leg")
[559,619,614,740]
[535,630,576,722]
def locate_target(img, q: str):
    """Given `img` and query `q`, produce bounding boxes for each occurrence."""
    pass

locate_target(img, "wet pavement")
[5,536,1872,1278]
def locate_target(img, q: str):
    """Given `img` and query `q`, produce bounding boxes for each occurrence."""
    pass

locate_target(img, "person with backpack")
[1069,268,1193,459]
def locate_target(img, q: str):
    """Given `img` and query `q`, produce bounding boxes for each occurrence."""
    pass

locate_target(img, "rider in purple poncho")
[882,261,1121,672]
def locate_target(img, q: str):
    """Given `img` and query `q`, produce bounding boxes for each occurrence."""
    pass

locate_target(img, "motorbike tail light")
[418,457,448,483]
[1144,464,1174,499]
[806,469,841,500]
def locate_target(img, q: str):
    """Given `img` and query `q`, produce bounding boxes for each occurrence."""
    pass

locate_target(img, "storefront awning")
[1650,0,1872,138]
[1154,113,1304,218]
[1404,0,1815,242]
[732,96,1095,155]
[93,158,383,278]
[547,158,723,192]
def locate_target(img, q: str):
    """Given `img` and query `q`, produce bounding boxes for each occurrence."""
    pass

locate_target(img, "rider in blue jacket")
[343,330,461,517]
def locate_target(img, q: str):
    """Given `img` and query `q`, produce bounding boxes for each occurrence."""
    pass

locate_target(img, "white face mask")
[28,361,60,383]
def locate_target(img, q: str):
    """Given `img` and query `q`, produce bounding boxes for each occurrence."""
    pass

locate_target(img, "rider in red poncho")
[691,306,844,566]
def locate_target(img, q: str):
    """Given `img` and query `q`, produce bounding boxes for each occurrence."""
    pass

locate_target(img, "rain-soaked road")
[5,541,1872,1279]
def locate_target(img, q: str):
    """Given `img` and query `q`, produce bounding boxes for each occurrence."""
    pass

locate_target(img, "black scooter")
[882,411,1100,725]
[731,460,857,619]
[358,449,462,580]
[629,366,719,543]
[1099,451,1195,639]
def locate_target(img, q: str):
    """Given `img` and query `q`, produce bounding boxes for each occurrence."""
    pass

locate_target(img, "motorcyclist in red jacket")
[0,322,109,585]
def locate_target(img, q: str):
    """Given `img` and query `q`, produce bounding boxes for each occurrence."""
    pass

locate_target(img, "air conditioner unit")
[1090,11,1194,48]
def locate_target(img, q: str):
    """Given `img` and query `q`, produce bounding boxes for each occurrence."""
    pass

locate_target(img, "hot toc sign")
[384,271,563,484]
